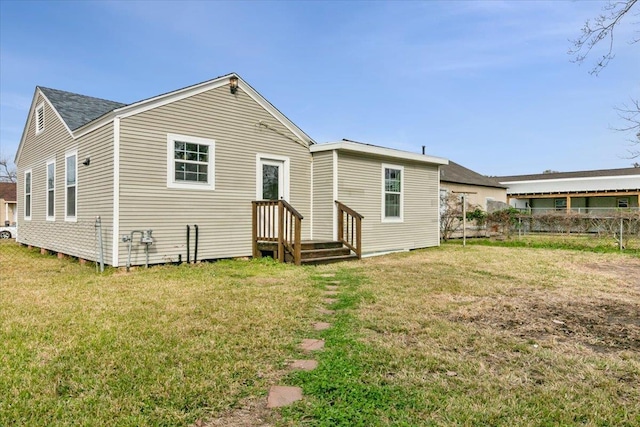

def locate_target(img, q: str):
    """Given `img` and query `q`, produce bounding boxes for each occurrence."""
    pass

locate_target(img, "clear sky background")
[1,0,638,176]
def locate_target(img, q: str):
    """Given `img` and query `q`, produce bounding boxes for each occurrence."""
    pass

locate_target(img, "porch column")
[566,196,571,213]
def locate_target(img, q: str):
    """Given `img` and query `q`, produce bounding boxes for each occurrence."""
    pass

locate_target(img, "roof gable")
[440,161,506,188]
[39,87,126,131]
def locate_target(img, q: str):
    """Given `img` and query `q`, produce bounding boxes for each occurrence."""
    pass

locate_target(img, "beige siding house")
[0,183,17,227]
[440,161,507,211]
[15,74,447,266]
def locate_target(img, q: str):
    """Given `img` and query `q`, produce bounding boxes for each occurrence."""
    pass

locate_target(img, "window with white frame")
[65,152,77,220]
[24,170,32,220]
[46,160,55,220]
[167,133,215,190]
[35,102,45,134]
[382,165,403,221]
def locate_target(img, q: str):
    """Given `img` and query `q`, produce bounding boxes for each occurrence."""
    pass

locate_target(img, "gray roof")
[497,167,640,182]
[39,87,127,131]
[440,161,506,188]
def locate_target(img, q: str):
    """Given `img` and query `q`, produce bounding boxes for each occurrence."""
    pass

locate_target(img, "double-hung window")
[35,102,45,134]
[46,160,55,220]
[24,170,32,220]
[382,164,403,222]
[65,152,77,221]
[167,133,215,190]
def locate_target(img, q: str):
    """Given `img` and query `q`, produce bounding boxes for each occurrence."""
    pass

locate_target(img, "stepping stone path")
[300,338,325,352]
[313,322,331,331]
[267,277,342,409]
[266,386,303,408]
[289,359,318,370]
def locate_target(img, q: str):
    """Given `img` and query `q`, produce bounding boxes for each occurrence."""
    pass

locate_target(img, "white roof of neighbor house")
[310,139,448,165]
[497,167,640,195]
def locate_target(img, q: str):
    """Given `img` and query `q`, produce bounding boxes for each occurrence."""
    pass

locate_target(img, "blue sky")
[1,0,638,176]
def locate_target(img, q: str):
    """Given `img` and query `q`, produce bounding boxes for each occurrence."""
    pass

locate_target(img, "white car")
[0,225,17,239]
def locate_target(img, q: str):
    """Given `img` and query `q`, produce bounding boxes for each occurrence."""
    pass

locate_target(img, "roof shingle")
[440,161,506,188]
[0,182,17,201]
[39,87,126,131]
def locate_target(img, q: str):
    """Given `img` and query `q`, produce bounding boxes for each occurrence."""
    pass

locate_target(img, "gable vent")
[35,102,45,134]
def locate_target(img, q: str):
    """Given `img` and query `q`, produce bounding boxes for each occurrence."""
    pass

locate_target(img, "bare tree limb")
[0,158,17,183]
[569,0,638,75]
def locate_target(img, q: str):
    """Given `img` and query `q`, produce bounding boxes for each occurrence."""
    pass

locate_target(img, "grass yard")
[1,240,639,426]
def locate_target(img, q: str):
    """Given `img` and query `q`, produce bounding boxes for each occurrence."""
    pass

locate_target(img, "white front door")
[257,155,290,201]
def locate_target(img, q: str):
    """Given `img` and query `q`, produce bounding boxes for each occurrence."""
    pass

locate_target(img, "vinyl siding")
[118,85,312,266]
[16,93,115,263]
[337,151,440,253]
[311,150,334,240]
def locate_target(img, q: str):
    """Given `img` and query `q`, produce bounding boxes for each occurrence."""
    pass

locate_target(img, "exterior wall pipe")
[194,224,199,263]
[186,225,191,263]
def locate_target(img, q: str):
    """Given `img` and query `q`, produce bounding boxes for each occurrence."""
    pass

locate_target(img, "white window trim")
[35,102,45,135]
[65,150,78,222]
[46,159,56,221]
[381,163,404,223]
[255,153,290,201]
[24,169,32,221]
[167,133,215,190]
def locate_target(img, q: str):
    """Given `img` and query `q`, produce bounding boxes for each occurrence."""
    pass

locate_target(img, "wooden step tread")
[301,254,359,265]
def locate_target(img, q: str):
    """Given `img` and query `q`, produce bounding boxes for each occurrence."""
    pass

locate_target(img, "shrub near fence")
[487,210,640,251]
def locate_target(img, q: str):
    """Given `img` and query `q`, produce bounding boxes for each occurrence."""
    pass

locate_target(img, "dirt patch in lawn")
[451,293,640,353]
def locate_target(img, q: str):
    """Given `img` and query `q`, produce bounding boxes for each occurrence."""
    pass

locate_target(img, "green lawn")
[1,241,639,426]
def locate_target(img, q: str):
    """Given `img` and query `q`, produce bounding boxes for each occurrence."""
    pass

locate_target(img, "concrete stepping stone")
[300,338,325,352]
[325,285,339,291]
[324,290,339,296]
[323,298,337,304]
[289,359,318,371]
[319,273,335,278]
[313,322,331,331]
[318,308,335,315]
[266,386,303,408]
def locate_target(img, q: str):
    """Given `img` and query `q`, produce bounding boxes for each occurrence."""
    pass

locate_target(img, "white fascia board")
[311,141,448,166]
[78,73,315,148]
[500,175,640,185]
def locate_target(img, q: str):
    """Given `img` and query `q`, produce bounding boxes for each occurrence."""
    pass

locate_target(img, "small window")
[35,102,45,134]
[617,198,629,208]
[382,164,403,222]
[46,160,55,220]
[554,198,567,211]
[24,170,32,220]
[65,152,77,221]
[167,133,215,190]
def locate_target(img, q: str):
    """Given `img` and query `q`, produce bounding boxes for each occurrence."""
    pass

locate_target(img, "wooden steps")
[257,240,358,265]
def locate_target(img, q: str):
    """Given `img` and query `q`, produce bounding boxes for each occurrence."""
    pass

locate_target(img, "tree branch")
[568,0,638,75]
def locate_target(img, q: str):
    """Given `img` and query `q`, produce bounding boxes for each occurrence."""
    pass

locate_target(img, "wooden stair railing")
[335,201,364,259]
[252,200,303,265]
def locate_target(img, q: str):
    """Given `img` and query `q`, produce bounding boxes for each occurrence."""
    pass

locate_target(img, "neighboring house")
[498,167,640,213]
[440,161,507,211]
[0,182,17,226]
[15,73,447,267]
